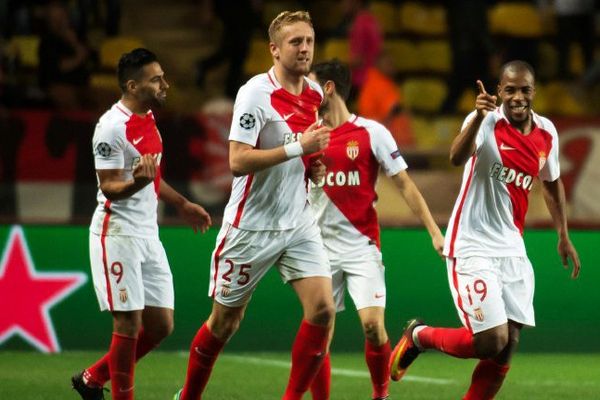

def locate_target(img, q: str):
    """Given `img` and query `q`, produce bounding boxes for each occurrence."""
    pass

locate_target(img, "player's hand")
[300,121,331,155]
[132,154,157,187]
[557,236,581,279]
[309,155,326,184]
[178,201,212,234]
[475,80,497,118]
[431,232,445,258]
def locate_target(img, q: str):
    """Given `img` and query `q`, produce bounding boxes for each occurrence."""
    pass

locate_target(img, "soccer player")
[173,11,334,400]
[306,60,444,400]
[71,48,212,400]
[389,60,581,399]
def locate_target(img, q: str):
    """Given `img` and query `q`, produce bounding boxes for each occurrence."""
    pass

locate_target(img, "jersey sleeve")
[539,119,560,182]
[368,122,408,176]
[461,110,497,152]
[92,122,126,169]
[229,83,269,146]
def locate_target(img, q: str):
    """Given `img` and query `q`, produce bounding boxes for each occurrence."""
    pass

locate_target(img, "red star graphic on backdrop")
[0,226,87,353]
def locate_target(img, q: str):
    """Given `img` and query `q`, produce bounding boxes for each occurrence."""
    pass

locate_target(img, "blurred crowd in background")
[1,0,599,225]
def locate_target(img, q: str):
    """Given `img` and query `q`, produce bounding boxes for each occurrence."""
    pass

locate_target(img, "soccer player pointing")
[390,60,581,399]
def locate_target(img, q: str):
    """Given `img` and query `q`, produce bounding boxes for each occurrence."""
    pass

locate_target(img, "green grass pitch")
[1,351,598,399]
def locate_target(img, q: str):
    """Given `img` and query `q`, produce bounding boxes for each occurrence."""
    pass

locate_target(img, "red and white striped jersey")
[90,101,163,238]
[223,67,323,230]
[444,107,560,258]
[309,114,407,259]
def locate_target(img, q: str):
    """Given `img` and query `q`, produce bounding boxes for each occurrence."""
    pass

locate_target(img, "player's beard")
[140,88,167,109]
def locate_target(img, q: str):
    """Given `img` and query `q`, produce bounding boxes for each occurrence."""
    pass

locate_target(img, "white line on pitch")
[219,354,455,385]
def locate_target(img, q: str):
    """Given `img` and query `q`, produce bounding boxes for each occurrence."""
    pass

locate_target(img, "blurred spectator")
[336,0,383,97]
[38,1,94,109]
[441,0,497,114]
[195,0,259,99]
[357,52,414,148]
[547,0,596,79]
[74,0,121,39]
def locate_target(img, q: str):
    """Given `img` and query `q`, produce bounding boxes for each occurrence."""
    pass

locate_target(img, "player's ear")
[324,80,335,96]
[126,79,137,93]
[269,42,279,60]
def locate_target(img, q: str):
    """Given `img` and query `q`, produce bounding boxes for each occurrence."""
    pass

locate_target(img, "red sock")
[283,320,329,400]
[310,352,330,400]
[86,327,160,386]
[463,359,510,400]
[180,323,225,400]
[108,333,137,400]
[365,340,391,399]
[417,327,476,358]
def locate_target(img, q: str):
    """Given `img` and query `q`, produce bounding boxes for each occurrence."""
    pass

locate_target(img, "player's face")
[135,62,169,107]
[272,22,314,75]
[498,69,535,126]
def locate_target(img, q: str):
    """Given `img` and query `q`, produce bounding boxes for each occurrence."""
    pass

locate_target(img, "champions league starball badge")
[240,113,256,130]
[95,142,112,157]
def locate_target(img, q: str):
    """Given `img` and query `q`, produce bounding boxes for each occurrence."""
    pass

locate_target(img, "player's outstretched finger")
[476,80,487,94]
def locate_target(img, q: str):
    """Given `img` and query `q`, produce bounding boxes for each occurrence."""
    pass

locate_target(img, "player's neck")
[120,96,150,117]
[323,98,351,129]
[273,65,305,95]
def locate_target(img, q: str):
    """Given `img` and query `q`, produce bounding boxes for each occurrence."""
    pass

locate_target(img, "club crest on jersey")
[346,140,359,160]
[239,113,256,130]
[538,151,547,171]
[119,288,128,303]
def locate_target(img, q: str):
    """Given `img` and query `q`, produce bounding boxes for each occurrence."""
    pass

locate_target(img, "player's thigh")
[89,233,144,312]
[141,238,174,310]
[209,224,282,307]
[277,217,331,282]
[501,257,535,328]
[447,257,506,334]
[330,260,347,312]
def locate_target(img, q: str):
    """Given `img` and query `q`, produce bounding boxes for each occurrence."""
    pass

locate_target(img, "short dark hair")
[117,48,158,92]
[499,60,535,82]
[310,59,352,101]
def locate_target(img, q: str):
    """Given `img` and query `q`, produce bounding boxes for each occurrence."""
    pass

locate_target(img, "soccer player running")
[306,60,444,400]
[174,11,334,400]
[389,60,581,399]
[71,48,212,400]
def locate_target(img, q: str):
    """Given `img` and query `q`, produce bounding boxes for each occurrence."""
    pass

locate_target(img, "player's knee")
[475,331,509,358]
[209,310,245,341]
[362,320,385,344]
[145,319,174,342]
[308,303,335,326]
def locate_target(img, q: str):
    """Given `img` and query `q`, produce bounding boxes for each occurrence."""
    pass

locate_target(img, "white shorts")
[447,257,535,334]
[209,217,331,307]
[331,246,386,312]
[89,233,174,312]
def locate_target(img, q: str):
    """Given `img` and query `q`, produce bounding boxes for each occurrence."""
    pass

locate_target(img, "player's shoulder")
[95,104,128,138]
[532,111,558,135]
[352,115,389,135]
[303,75,324,98]
[239,73,275,96]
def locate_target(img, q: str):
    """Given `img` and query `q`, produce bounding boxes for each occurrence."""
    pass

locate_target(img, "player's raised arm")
[449,80,497,166]
[541,179,581,279]
[229,122,330,176]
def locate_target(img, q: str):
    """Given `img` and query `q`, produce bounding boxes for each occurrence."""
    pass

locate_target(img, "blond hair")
[268,10,313,44]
